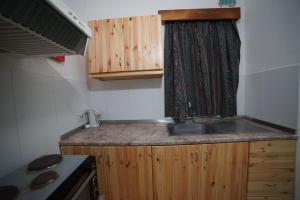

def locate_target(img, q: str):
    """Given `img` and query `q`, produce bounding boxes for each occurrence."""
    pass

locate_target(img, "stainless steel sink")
[168,118,272,136]
[168,122,214,136]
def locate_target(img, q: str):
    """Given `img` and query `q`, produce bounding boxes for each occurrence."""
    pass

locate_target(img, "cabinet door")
[108,18,125,72]
[101,146,153,200]
[123,15,162,71]
[202,142,249,200]
[88,18,124,73]
[61,146,153,200]
[152,142,249,200]
[87,20,104,74]
[152,145,204,200]
[60,146,107,196]
[87,15,162,78]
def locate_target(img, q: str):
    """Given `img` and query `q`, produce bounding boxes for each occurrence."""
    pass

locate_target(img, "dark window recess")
[164,20,241,120]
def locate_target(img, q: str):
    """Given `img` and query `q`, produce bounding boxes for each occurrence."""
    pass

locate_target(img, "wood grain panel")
[87,15,163,80]
[97,20,109,73]
[247,181,293,198]
[152,142,249,200]
[141,15,162,71]
[60,145,95,155]
[60,146,107,196]
[88,18,125,73]
[87,20,109,73]
[201,142,249,200]
[123,16,140,71]
[247,140,296,200]
[152,145,204,200]
[248,169,294,182]
[158,8,241,21]
[61,145,153,200]
[250,140,296,154]
[90,69,163,80]
[103,146,153,200]
[108,18,124,72]
[249,140,296,169]
[247,197,292,200]
[124,15,162,72]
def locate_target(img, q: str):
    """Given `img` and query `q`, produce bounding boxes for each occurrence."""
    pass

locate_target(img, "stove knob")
[92,176,98,185]
[93,188,99,199]
[92,162,96,169]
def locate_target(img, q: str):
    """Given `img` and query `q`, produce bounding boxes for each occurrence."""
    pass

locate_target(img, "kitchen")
[0,0,300,199]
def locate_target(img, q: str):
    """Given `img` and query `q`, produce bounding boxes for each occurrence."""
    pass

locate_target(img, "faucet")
[181,116,197,123]
[183,101,197,122]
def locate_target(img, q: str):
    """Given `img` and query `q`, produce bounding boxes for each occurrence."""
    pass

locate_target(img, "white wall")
[0,54,90,177]
[63,0,246,120]
[65,0,221,22]
[243,0,300,129]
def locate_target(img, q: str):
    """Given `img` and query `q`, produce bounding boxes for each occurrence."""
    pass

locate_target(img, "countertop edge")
[59,134,298,147]
[59,116,298,147]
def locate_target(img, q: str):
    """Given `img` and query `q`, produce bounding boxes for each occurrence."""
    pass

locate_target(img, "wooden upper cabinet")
[87,15,163,80]
[88,19,124,73]
[152,142,249,200]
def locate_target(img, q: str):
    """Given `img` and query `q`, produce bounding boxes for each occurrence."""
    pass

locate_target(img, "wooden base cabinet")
[152,142,249,200]
[60,140,296,200]
[247,140,296,200]
[61,146,153,200]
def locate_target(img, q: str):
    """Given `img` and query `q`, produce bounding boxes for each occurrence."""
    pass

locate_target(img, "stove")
[0,155,98,200]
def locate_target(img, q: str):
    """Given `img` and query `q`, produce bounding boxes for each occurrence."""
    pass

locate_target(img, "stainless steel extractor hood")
[0,0,92,57]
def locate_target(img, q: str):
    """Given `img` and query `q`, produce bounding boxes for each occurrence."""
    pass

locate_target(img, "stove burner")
[30,171,59,189]
[28,154,63,171]
[0,185,19,200]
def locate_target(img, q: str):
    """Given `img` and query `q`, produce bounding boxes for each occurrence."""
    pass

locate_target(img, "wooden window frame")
[158,7,241,21]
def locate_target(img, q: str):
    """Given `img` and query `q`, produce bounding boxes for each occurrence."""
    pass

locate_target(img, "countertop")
[59,117,297,146]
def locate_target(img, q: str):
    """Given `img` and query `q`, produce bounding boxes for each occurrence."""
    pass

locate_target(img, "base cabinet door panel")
[100,146,153,200]
[152,145,204,200]
[202,143,249,200]
[60,146,107,197]
[152,142,249,200]
[61,146,153,200]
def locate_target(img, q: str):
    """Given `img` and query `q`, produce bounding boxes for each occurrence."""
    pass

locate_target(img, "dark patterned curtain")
[165,20,241,120]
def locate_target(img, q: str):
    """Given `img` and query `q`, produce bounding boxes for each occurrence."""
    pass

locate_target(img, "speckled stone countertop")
[59,118,297,146]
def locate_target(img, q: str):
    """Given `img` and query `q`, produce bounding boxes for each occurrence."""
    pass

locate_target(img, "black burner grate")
[0,185,19,200]
[28,154,63,171]
[30,171,59,189]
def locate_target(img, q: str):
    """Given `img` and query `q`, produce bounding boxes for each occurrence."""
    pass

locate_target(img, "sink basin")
[207,120,271,133]
[168,122,214,136]
[168,118,272,136]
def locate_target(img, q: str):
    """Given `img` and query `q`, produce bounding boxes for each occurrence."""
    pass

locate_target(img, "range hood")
[0,0,92,56]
